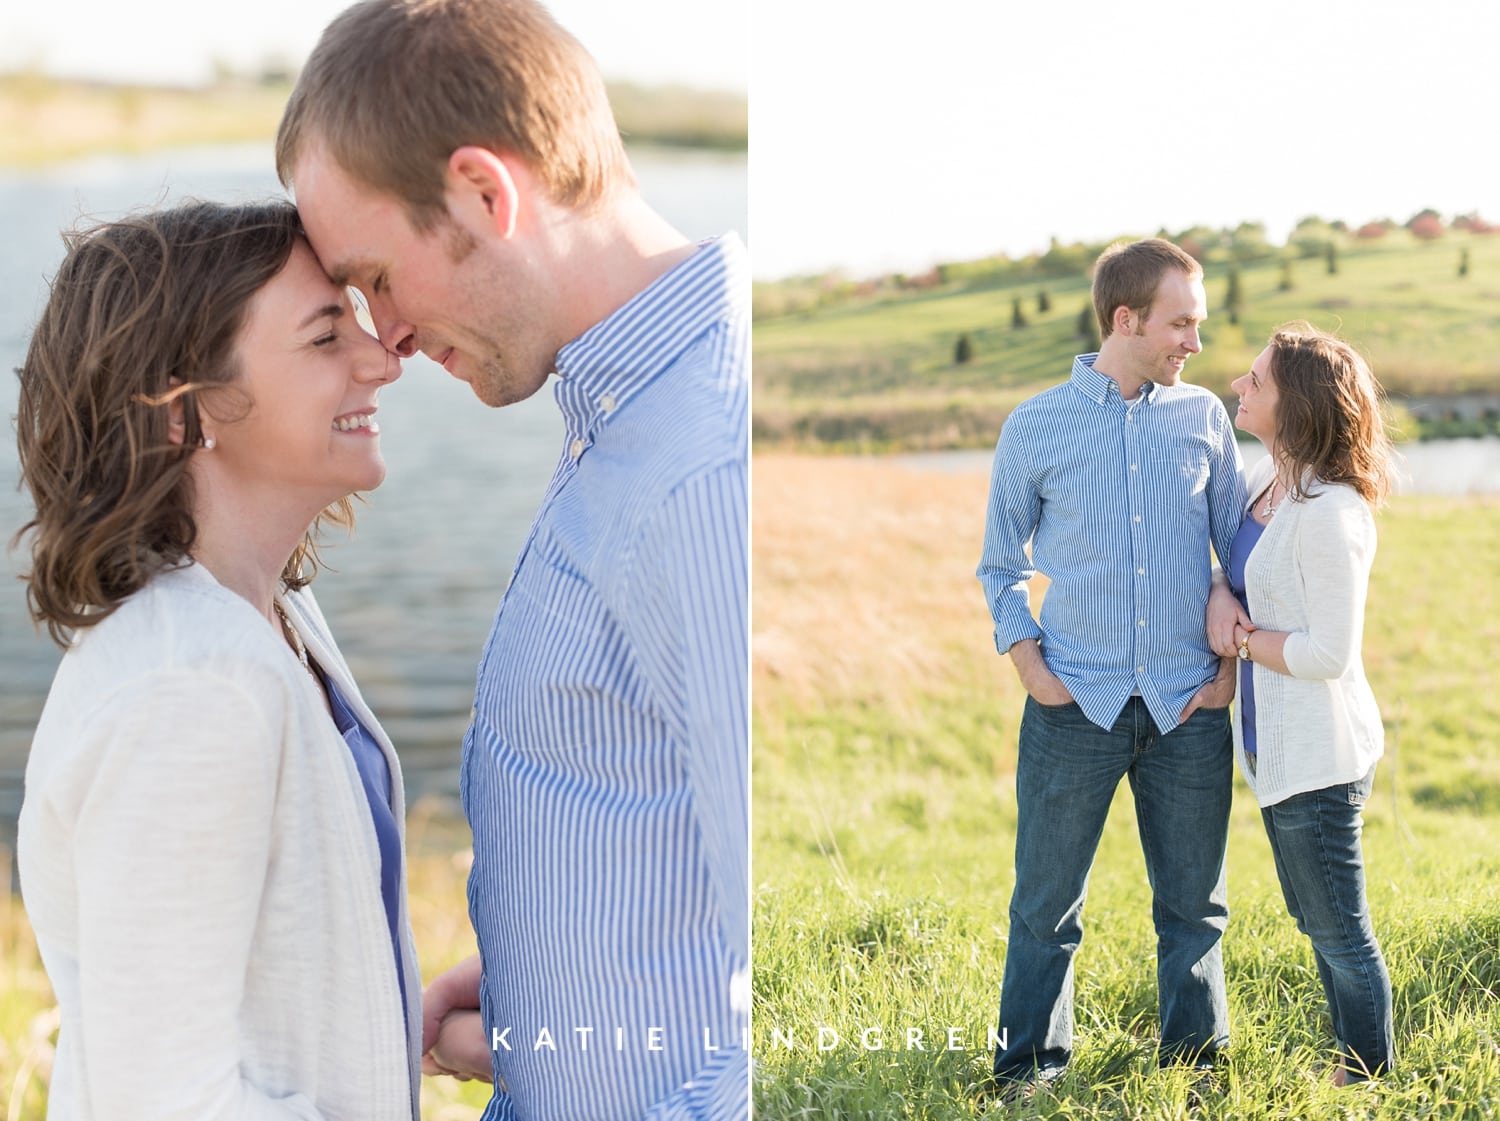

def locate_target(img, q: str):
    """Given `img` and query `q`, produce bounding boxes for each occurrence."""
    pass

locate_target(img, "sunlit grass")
[751,455,1500,1119]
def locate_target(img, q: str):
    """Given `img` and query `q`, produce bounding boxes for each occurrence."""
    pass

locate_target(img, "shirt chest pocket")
[484,564,644,757]
[1144,452,1212,512]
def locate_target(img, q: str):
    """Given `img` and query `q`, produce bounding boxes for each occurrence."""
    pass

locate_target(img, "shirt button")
[1138,619,1146,627]
[1136,665,1145,673]
[469,706,477,721]
[570,438,585,459]
[1130,464,1138,471]
[1137,567,1145,575]
[1133,515,1142,523]
[600,393,617,412]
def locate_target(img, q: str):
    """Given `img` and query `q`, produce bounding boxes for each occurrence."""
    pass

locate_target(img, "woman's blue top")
[1226,513,1267,758]
[320,670,410,1042]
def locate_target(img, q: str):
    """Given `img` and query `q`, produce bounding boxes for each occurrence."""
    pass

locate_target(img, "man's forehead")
[1158,274,1207,317]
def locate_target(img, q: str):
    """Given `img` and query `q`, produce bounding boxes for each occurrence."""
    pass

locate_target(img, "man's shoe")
[973,1071,1059,1110]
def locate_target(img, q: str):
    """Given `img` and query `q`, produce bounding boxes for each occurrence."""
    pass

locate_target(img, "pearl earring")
[202,436,216,450]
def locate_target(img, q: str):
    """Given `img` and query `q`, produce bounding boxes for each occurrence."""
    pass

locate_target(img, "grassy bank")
[754,234,1500,452]
[752,455,1500,1118]
[0,72,746,168]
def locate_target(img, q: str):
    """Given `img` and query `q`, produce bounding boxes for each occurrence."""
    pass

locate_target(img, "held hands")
[1207,576,1252,658]
[425,1010,494,1083]
[422,954,493,1083]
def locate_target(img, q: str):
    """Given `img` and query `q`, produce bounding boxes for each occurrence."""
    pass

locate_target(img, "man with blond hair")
[277,2,748,1117]
[977,239,1246,1096]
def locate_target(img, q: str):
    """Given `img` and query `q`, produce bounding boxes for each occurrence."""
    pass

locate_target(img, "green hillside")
[754,228,1500,450]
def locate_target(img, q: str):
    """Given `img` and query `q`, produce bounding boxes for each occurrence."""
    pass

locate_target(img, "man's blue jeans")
[993,696,1232,1082]
[1261,765,1394,1081]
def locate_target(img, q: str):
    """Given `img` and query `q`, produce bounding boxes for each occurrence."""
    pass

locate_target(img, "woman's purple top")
[1227,512,1268,758]
[321,670,410,1042]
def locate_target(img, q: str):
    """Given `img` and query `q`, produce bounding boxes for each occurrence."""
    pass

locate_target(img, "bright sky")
[1,0,747,92]
[752,0,1500,279]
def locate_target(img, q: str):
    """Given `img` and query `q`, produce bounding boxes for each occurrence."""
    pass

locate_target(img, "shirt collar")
[552,233,748,434]
[1069,352,1158,408]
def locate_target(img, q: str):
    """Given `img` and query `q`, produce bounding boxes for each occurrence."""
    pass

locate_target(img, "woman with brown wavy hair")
[1216,322,1396,1085]
[14,200,420,1119]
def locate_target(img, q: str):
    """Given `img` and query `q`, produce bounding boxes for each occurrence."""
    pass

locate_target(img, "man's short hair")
[276,0,633,230]
[1091,238,1203,340]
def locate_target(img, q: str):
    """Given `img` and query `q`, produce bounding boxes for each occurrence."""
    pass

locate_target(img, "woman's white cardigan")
[1234,455,1386,807]
[18,562,420,1120]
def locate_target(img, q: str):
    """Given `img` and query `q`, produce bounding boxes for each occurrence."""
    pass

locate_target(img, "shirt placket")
[470,384,598,701]
[1125,397,1150,681]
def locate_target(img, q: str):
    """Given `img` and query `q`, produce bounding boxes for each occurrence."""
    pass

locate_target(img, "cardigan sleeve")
[69,668,327,1121]
[1281,491,1377,680]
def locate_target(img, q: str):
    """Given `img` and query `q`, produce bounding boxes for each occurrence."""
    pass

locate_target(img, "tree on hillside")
[1410,214,1445,240]
[1459,248,1471,278]
[1279,258,1295,292]
[1229,221,1274,264]
[1326,241,1340,274]
[955,333,974,364]
[1077,302,1101,350]
[1291,216,1339,259]
[1037,288,1051,314]
[1225,267,1244,326]
[1012,298,1028,329]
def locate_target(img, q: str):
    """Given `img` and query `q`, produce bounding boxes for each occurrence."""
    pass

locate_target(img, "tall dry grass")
[752,454,1038,721]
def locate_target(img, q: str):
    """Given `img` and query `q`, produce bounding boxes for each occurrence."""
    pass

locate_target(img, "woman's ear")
[165,377,188,446]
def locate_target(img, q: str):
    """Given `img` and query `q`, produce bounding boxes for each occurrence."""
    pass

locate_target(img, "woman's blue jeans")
[1261,765,1394,1081]
[993,696,1233,1082]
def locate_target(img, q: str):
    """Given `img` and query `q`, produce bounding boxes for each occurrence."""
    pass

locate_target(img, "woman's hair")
[15,199,353,647]
[1265,321,1395,508]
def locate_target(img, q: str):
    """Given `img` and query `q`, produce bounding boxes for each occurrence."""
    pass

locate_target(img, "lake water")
[895,439,1500,495]
[0,142,747,863]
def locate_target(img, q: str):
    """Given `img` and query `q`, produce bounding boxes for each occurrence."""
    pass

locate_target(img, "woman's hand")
[1207,577,1252,657]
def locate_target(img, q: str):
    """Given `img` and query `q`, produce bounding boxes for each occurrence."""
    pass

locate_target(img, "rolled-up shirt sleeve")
[978,418,1045,654]
[1206,405,1248,567]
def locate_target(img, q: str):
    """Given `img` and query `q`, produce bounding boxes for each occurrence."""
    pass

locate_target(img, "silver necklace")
[1260,481,1289,518]
[272,601,316,677]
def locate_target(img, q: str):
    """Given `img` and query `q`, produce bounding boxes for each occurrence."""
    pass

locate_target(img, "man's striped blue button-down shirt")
[462,235,748,1120]
[978,354,1246,733]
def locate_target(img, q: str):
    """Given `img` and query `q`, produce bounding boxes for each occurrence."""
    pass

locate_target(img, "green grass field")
[753,233,1500,451]
[752,457,1500,1119]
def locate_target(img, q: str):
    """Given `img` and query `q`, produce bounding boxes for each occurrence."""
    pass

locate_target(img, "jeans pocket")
[1346,764,1376,806]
